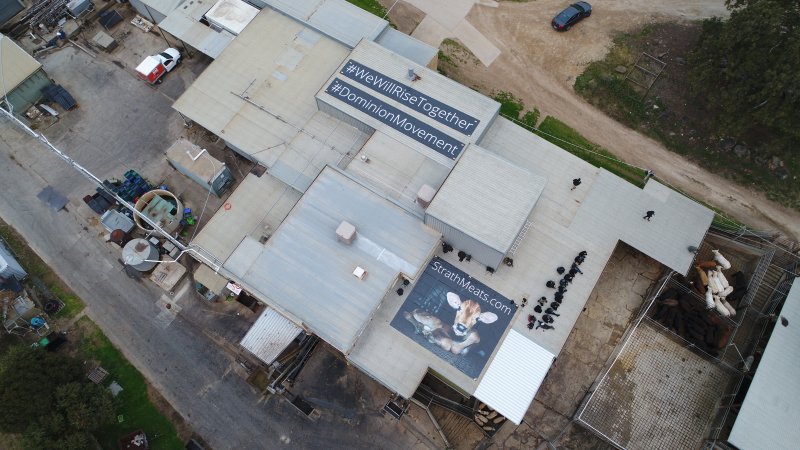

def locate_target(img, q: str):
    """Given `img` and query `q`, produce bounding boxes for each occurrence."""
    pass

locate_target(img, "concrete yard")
[577,321,733,450]
[484,242,662,449]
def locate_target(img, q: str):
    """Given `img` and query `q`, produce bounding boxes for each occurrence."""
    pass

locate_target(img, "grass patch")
[574,23,799,210]
[0,220,84,318]
[77,317,183,450]
[492,91,540,128]
[438,38,479,75]
[537,116,646,187]
[345,0,389,20]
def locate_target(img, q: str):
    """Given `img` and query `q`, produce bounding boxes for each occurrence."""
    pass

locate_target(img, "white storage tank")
[122,238,159,272]
[0,240,26,280]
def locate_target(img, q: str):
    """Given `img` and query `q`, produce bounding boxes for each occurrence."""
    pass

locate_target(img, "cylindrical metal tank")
[122,238,159,272]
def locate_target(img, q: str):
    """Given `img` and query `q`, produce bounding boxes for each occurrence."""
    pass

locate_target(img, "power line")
[503,114,650,173]
[0,107,229,271]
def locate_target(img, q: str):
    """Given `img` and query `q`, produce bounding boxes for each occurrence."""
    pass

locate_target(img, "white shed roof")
[728,279,800,449]
[160,0,235,58]
[224,167,441,354]
[240,306,303,365]
[0,34,41,93]
[374,28,437,67]
[426,145,545,254]
[173,9,368,186]
[204,0,258,35]
[262,0,388,48]
[473,330,554,424]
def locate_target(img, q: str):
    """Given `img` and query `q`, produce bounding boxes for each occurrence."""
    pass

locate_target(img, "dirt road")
[385,0,800,241]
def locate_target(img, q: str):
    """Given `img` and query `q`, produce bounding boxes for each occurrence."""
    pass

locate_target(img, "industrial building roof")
[186,3,715,423]
[0,0,24,26]
[224,167,441,354]
[159,0,235,58]
[316,40,500,166]
[173,9,369,191]
[425,145,545,255]
[191,173,301,264]
[261,0,387,48]
[344,131,452,214]
[204,0,259,35]
[240,306,303,365]
[481,117,713,276]
[193,264,229,294]
[374,28,438,68]
[0,34,41,96]
[728,279,800,449]
[165,138,225,181]
[473,330,555,424]
[136,0,186,18]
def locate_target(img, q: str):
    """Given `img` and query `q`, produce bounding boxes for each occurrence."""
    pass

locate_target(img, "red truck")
[135,48,181,84]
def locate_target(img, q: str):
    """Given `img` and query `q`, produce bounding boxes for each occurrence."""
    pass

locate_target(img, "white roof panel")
[141,0,186,17]
[263,0,387,48]
[426,145,545,253]
[728,279,800,449]
[224,168,441,353]
[473,330,554,424]
[0,35,41,92]
[375,28,437,67]
[190,173,301,263]
[240,307,303,364]
[204,0,259,35]
[160,0,235,58]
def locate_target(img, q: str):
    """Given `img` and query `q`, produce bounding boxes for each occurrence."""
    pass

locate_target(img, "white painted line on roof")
[354,234,416,276]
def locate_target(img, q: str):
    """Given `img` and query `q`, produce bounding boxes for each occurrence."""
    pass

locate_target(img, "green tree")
[0,346,83,432]
[0,346,115,449]
[689,0,800,139]
[55,382,115,431]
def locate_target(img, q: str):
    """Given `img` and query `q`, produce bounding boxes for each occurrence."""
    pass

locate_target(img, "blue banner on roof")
[339,60,480,136]
[325,78,465,160]
[390,257,516,379]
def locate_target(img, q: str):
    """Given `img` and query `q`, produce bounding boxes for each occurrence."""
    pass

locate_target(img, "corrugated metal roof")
[140,0,186,17]
[0,35,41,95]
[728,279,800,449]
[160,0,235,58]
[481,117,712,276]
[240,306,303,364]
[205,0,259,35]
[375,28,437,67]
[0,239,26,280]
[344,131,451,214]
[426,145,545,254]
[224,167,441,354]
[190,173,301,263]
[165,138,224,180]
[0,0,24,26]
[316,40,500,151]
[173,9,367,179]
[263,0,387,48]
[473,329,554,424]
[193,264,229,294]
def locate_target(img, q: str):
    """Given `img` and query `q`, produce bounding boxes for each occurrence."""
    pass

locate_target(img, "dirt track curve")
[387,0,800,241]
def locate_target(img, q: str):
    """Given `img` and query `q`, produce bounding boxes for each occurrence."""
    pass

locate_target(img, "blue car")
[552,2,592,31]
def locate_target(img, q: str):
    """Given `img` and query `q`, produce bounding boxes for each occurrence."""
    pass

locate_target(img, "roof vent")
[353,266,367,280]
[416,184,436,208]
[336,221,357,244]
